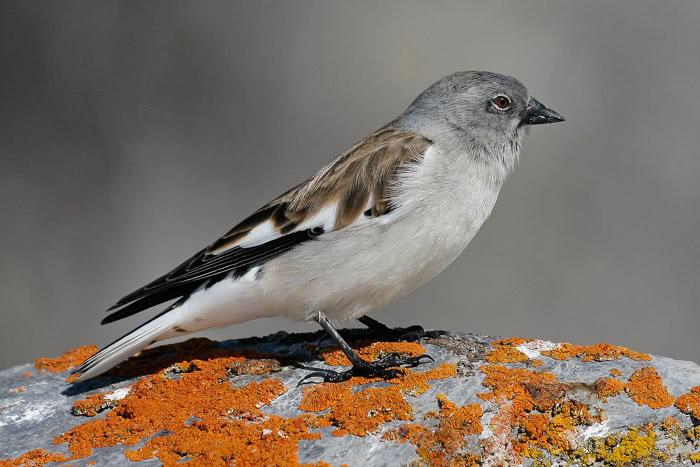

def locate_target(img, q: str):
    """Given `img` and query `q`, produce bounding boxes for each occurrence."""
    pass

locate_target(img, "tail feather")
[101,286,191,324]
[73,309,177,382]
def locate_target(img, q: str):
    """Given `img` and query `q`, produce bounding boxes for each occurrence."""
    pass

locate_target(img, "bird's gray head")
[396,71,564,173]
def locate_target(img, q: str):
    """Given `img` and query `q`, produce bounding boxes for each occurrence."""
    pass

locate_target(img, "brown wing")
[208,128,432,253]
[103,127,431,324]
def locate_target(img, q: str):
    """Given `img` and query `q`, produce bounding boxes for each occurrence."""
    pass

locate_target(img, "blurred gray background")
[2,1,699,369]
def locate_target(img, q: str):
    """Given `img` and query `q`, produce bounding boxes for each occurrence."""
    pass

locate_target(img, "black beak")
[521,97,565,125]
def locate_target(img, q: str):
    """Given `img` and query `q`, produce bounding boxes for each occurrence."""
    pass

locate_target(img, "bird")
[73,71,564,383]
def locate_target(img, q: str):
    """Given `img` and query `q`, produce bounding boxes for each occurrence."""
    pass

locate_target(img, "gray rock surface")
[1,329,699,466]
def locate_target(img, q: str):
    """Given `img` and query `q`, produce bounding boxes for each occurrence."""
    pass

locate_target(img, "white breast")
[259,145,505,322]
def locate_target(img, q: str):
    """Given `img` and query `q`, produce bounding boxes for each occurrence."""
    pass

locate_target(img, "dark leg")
[357,315,424,339]
[300,311,433,384]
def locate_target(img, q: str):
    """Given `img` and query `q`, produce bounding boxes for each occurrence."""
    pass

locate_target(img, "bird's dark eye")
[492,95,512,111]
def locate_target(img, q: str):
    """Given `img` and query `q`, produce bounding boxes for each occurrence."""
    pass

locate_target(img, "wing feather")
[104,127,431,323]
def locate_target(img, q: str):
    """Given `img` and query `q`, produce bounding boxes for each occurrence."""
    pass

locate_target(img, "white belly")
[259,221,467,321]
[176,146,504,329]
[260,149,503,322]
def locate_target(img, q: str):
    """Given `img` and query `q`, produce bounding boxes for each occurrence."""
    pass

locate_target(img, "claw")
[297,370,341,386]
[415,353,435,364]
[353,365,402,380]
[298,352,435,385]
[297,365,402,385]
[297,368,353,385]
[373,352,435,368]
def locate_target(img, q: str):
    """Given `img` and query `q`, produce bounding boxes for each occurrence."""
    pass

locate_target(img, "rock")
[1,328,699,466]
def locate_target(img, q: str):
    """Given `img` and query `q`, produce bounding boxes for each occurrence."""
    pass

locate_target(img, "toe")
[374,352,434,368]
[298,369,352,385]
[412,353,435,365]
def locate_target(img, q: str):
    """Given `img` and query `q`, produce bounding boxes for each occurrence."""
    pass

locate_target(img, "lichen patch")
[594,377,626,401]
[383,393,483,466]
[660,415,681,432]
[300,363,457,436]
[485,338,531,364]
[625,367,675,409]
[4,338,463,466]
[34,346,98,373]
[541,342,651,362]
[6,341,325,466]
[318,341,426,367]
[477,364,602,459]
[71,393,116,417]
[590,425,657,466]
[513,338,558,360]
[675,385,700,422]
[0,449,69,466]
[4,334,699,466]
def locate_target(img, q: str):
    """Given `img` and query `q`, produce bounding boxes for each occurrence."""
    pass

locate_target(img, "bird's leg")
[357,315,424,339]
[300,311,433,384]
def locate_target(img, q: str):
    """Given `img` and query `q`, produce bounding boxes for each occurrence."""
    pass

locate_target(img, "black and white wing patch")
[102,128,431,324]
[102,227,323,324]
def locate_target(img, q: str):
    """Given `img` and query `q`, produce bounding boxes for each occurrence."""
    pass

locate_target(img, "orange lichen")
[320,386,412,437]
[478,365,562,409]
[660,416,680,432]
[55,371,290,463]
[300,363,457,437]
[478,365,599,456]
[494,337,533,347]
[8,386,26,394]
[4,337,462,466]
[8,340,334,466]
[226,358,280,376]
[319,341,426,367]
[675,385,700,420]
[521,400,596,454]
[425,394,483,448]
[34,345,98,373]
[298,378,355,413]
[624,367,674,409]
[384,393,483,466]
[594,377,626,401]
[71,393,113,417]
[610,368,623,377]
[395,363,457,395]
[7,336,680,466]
[383,422,426,443]
[22,371,33,378]
[541,342,650,362]
[124,413,324,466]
[486,341,529,364]
[0,449,68,467]
[594,367,675,410]
[531,359,544,368]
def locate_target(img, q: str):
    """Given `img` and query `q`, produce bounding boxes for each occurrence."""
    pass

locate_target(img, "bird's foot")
[299,352,434,384]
